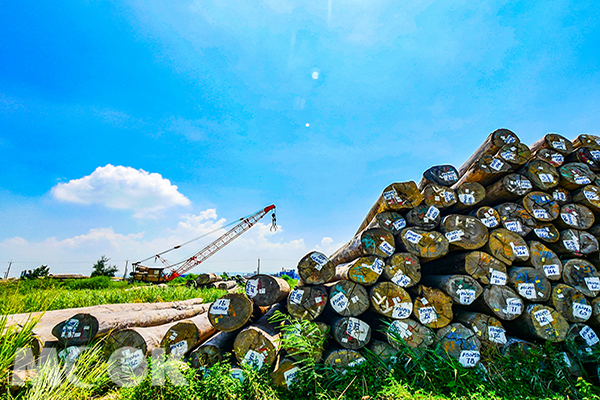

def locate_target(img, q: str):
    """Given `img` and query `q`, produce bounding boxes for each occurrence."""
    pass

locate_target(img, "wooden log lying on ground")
[365,211,407,235]
[494,202,536,236]
[270,358,300,390]
[160,312,216,358]
[330,228,395,266]
[233,304,284,370]
[549,229,599,256]
[529,133,574,155]
[420,275,483,306]
[506,304,569,342]
[507,266,551,303]
[480,174,533,207]
[245,274,290,306]
[564,323,600,363]
[558,162,597,191]
[331,316,371,350]
[189,330,237,368]
[196,273,222,285]
[554,203,595,230]
[405,204,442,231]
[550,187,572,205]
[500,337,537,357]
[520,160,560,191]
[412,285,453,329]
[523,241,562,280]
[471,206,502,228]
[217,281,238,290]
[438,214,489,250]
[282,321,328,362]
[356,181,423,234]
[550,284,592,323]
[287,285,328,321]
[208,293,258,332]
[383,252,421,288]
[436,323,481,368]
[472,285,523,321]
[422,183,457,209]
[454,154,513,187]
[561,259,600,298]
[297,251,336,285]
[497,142,531,167]
[323,348,365,372]
[532,148,565,167]
[369,281,413,319]
[573,134,600,151]
[334,256,384,286]
[396,228,449,262]
[527,222,560,244]
[386,318,435,350]
[521,191,560,222]
[421,251,507,285]
[328,280,370,317]
[567,147,600,171]
[457,129,520,178]
[483,228,529,265]
[418,165,460,190]
[446,182,486,213]
[369,340,398,362]
[571,185,600,214]
[454,311,507,347]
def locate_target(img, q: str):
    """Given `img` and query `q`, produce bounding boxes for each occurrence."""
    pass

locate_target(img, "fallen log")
[386,318,435,350]
[270,357,300,390]
[457,128,520,178]
[189,330,237,368]
[454,154,513,188]
[566,147,600,172]
[422,183,457,209]
[507,266,551,303]
[160,312,216,358]
[420,275,483,306]
[328,280,370,317]
[447,182,486,213]
[532,148,565,167]
[323,348,365,372]
[558,162,597,191]
[573,134,600,151]
[494,202,536,236]
[365,211,407,235]
[561,259,600,298]
[282,321,328,362]
[550,187,572,205]
[405,204,441,231]
[331,316,371,350]
[550,283,592,323]
[383,252,421,288]
[208,293,259,332]
[471,206,502,229]
[520,159,560,191]
[421,251,507,285]
[330,228,395,266]
[334,256,384,286]
[472,285,523,321]
[287,285,328,321]
[396,228,449,262]
[520,191,560,222]
[412,285,453,329]
[369,281,413,319]
[506,304,569,342]
[500,337,537,357]
[454,311,507,347]
[245,274,290,306]
[497,142,531,167]
[480,174,533,207]
[571,185,600,214]
[564,323,600,363]
[369,340,398,362]
[554,203,595,230]
[196,273,222,285]
[483,228,529,265]
[548,229,599,256]
[297,251,336,285]
[523,240,562,280]
[438,214,489,250]
[436,323,481,368]
[527,222,560,244]
[418,165,460,190]
[217,281,238,290]
[529,133,574,155]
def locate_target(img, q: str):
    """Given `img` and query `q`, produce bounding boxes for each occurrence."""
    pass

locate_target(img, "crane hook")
[270,210,278,232]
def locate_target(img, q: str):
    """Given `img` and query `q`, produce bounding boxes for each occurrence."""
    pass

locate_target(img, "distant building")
[274,269,299,280]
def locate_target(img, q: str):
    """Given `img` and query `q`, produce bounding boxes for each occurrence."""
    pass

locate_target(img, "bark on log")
[562,259,600,298]
[532,148,565,167]
[412,285,453,329]
[330,228,395,266]
[573,134,600,151]
[323,349,365,371]
[420,275,483,306]
[471,206,502,229]
[160,312,216,358]
[335,256,384,286]
[396,228,449,262]
[523,240,563,280]
[328,280,370,317]
[217,281,238,290]
[505,304,569,342]
[501,337,537,357]
[454,311,507,348]
[548,229,599,256]
[446,182,486,213]
[558,162,597,191]
[245,274,291,306]
[208,293,257,332]
[497,142,531,167]
[565,323,600,363]
[457,128,520,178]
[189,330,237,368]
[529,133,574,155]
[480,174,533,207]
[287,285,328,321]
[454,154,513,188]
[550,187,572,205]
[233,304,284,370]
[438,214,489,250]
[196,273,222,285]
[550,283,592,323]
[418,165,460,190]
[472,285,524,321]
[365,211,407,236]
[422,183,457,209]
[421,251,507,285]
[483,228,530,265]
[588,297,600,329]
[553,203,595,230]
[297,251,336,285]
[357,181,423,234]
[520,159,560,191]
[368,340,398,362]
[405,204,441,231]
[436,323,481,368]
[507,266,551,303]
[527,222,560,244]
[331,316,372,350]
[494,202,536,237]
[369,281,413,319]
[383,252,421,288]
[566,147,600,172]
[386,318,435,350]
[521,191,560,222]
[571,185,600,215]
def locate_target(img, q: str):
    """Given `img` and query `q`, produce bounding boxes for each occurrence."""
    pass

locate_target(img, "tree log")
[565,323,600,363]
[330,228,395,266]
[421,251,507,285]
[588,297,600,329]
[436,323,481,368]
[471,206,502,229]
[245,274,291,306]
[411,285,453,329]
[571,185,600,215]
[532,148,565,167]
[356,181,423,234]
[527,222,560,244]
[494,202,536,236]
[454,154,513,188]
[208,293,258,332]
[457,128,520,178]
[553,203,595,230]
[323,348,365,371]
[297,251,336,285]
[160,312,216,358]
[438,214,489,250]
[483,228,530,265]
[369,340,398,362]
[454,311,507,348]
[446,182,486,213]
[550,283,592,323]
[282,321,328,362]
[520,159,560,191]
[386,318,435,350]
[566,147,600,172]
[396,228,449,262]
[472,285,524,321]
[335,254,387,288]
[189,330,237,368]
[548,229,599,256]
[529,133,574,155]
[505,304,569,342]
[287,285,328,321]
[523,240,562,280]
[405,204,441,231]
[369,281,413,319]
[420,275,483,306]
[573,134,600,151]
[497,142,532,167]
[507,266,551,303]
[500,337,537,357]
[217,281,238,290]
[521,191,560,222]
[233,304,284,370]
[328,280,370,317]
[562,259,600,298]
[270,358,300,389]
[550,187,572,205]
[383,252,421,288]
[558,162,597,191]
[331,316,371,350]
[418,165,460,190]
[196,273,222,285]
[422,183,457,209]
[365,211,407,236]
[479,174,533,207]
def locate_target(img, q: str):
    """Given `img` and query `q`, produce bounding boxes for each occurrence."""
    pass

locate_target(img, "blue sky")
[1,0,599,276]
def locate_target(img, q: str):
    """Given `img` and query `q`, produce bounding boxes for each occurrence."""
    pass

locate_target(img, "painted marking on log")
[61,319,80,339]
[585,190,600,201]
[284,367,300,388]
[564,239,580,252]
[121,348,144,369]
[379,240,394,256]
[518,179,533,189]
[534,227,551,238]
[404,230,422,244]
[346,318,369,341]
[290,289,304,305]
[505,298,522,315]
[539,173,555,183]
[390,320,412,338]
[490,270,507,286]
[212,299,231,315]
[509,243,529,257]
[481,217,499,228]
[418,306,438,324]
[533,309,553,326]
[246,279,259,297]
[425,206,440,220]
[459,350,480,368]
[551,153,564,164]
[445,230,465,243]
[459,193,476,205]
[391,272,411,287]
[311,252,328,269]
[488,326,507,344]
[501,151,516,162]
[393,219,407,230]
[331,292,349,313]
[443,191,455,202]
[533,209,550,219]
[441,171,458,182]
[517,283,536,300]
[553,191,567,201]
[505,220,522,233]
[170,340,188,357]
[561,213,579,226]
[456,289,476,305]
[242,350,266,369]
[315,296,325,306]
[490,159,504,171]
[573,303,592,319]
[543,264,560,277]
[575,176,592,185]
[585,277,600,291]
[392,302,413,319]
[552,140,567,150]
[580,326,600,346]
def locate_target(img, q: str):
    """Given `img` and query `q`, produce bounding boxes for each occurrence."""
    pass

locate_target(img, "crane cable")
[134,206,276,265]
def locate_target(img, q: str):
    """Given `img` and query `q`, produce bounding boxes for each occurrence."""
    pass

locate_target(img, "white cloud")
[51,164,191,218]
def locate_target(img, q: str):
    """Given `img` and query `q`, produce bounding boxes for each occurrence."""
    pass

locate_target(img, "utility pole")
[257,258,260,275]
[4,260,13,280]
[123,260,129,280]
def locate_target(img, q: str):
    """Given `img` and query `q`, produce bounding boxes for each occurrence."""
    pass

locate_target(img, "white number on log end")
[392,273,411,287]
[331,292,349,313]
[211,298,231,315]
[518,283,536,300]
[573,303,592,320]
[418,306,437,324]
[580,326,600,346]
[456,289,476,305]
[459,350,480,368]
[533,309,553,326]
[585,276,600,292]
[488,326,507,344]
[490,270,507,286]
[289,289,304,305]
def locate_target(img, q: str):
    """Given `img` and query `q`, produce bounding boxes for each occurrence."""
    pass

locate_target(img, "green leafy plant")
[91,256,118,278]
